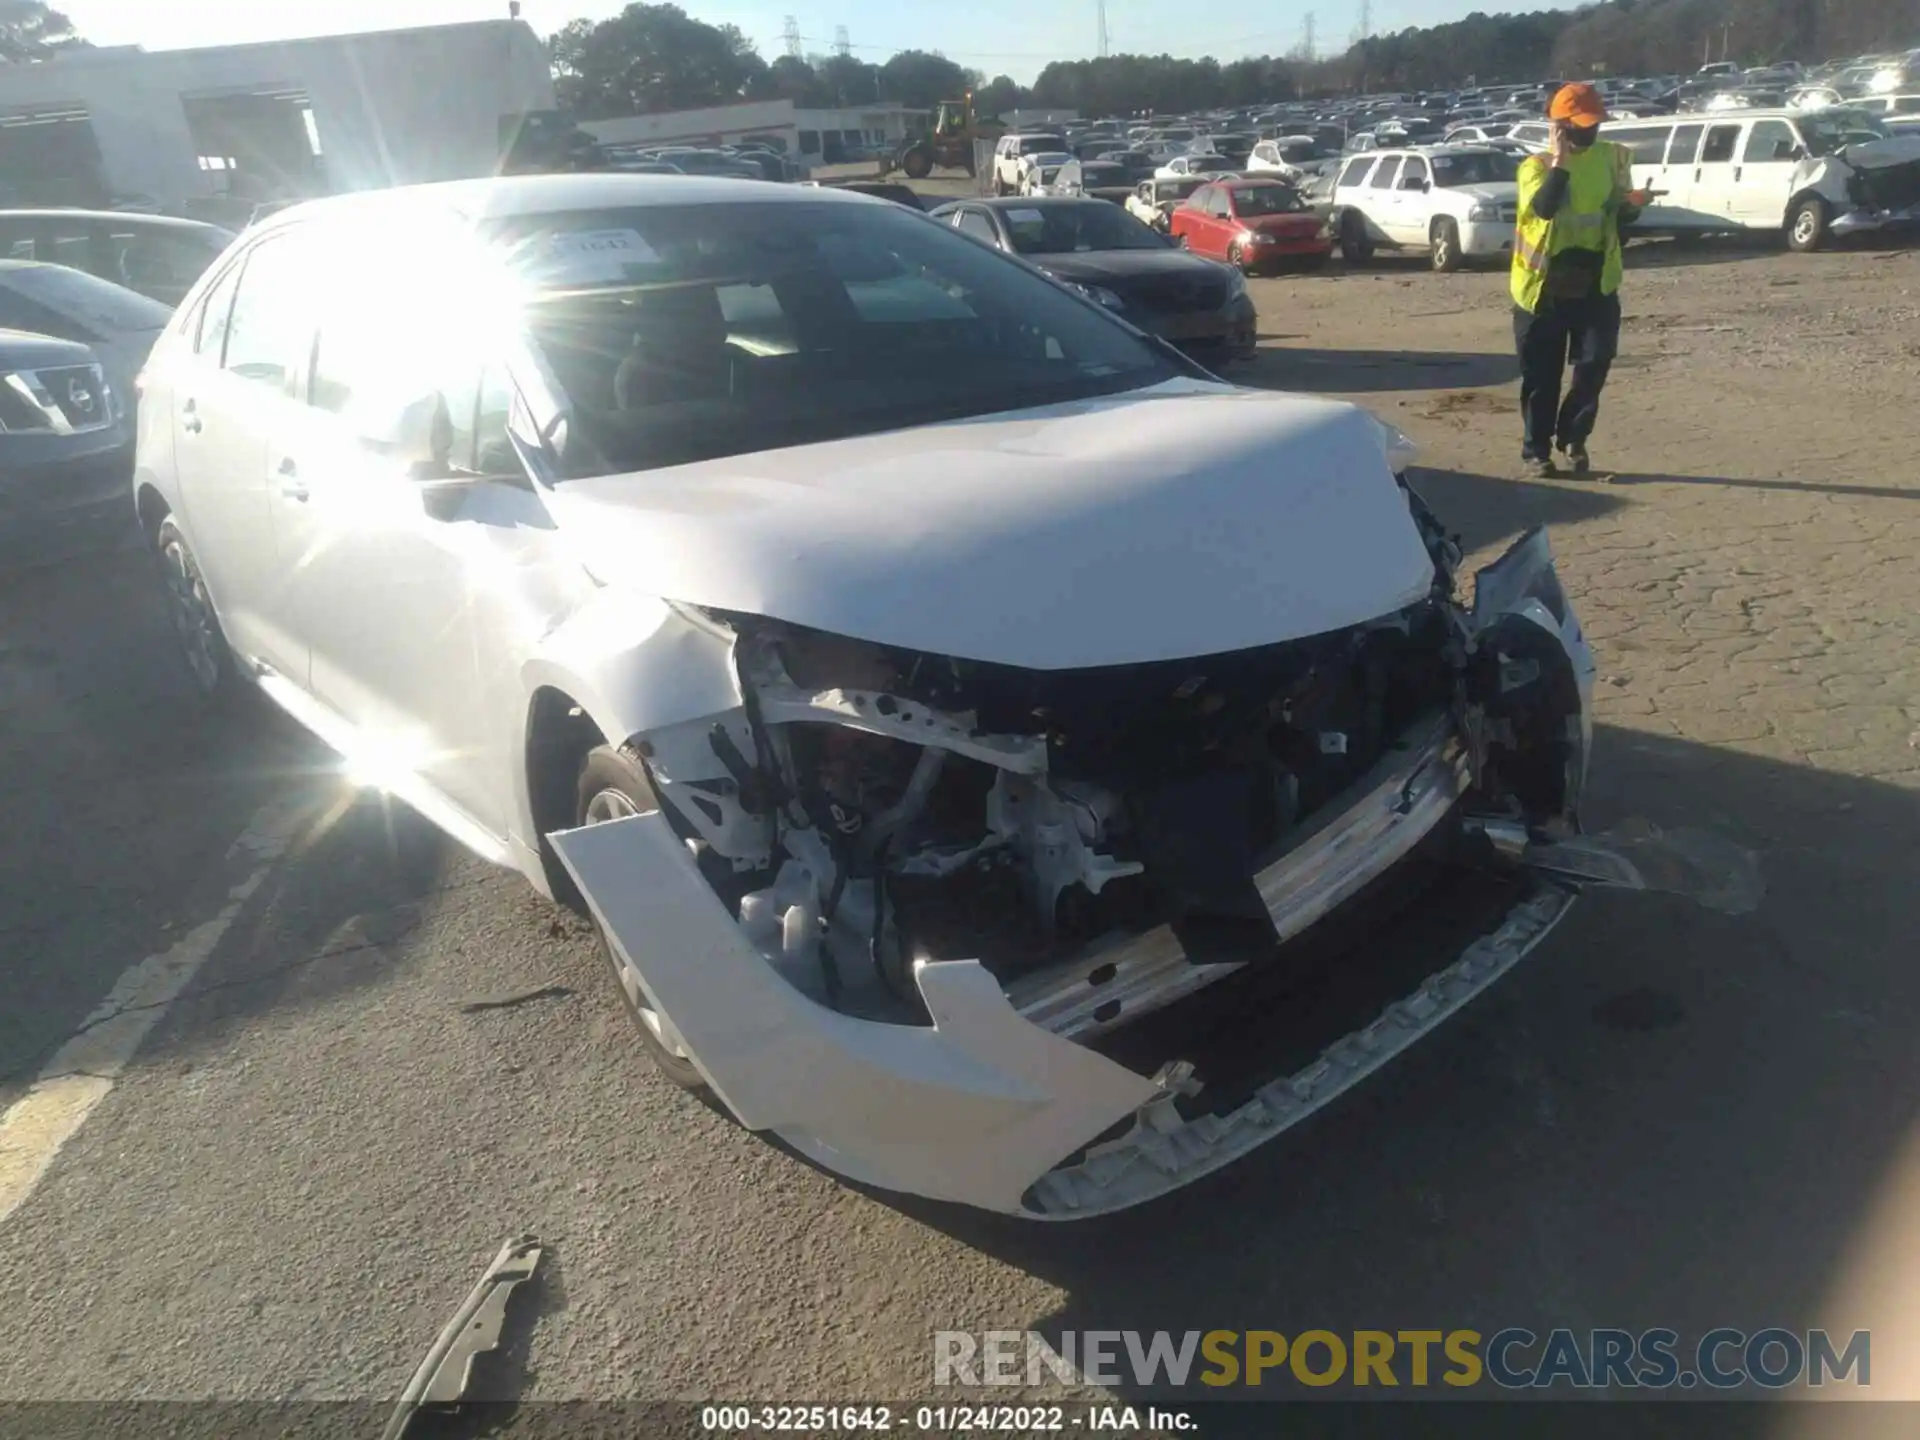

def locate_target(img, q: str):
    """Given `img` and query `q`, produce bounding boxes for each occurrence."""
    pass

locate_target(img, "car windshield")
[1187,155,1233,171]
[481,201,1177,478]
[997,202,1167,253]
[1030,153,1072,168]
[3,262,172,332]
[1801,109,1889,153]
[1229,183,1307,215]
[1430,151,1520,185]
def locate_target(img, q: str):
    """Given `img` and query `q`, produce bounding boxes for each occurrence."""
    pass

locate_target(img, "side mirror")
[360,391,452,479]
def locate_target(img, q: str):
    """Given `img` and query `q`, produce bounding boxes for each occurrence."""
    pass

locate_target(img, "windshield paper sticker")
[539,228,662,280]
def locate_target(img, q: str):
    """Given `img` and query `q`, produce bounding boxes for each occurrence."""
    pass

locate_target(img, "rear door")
[1660,122,1707,227]
[1363,155,1405,242]
[1730,118,1801,227]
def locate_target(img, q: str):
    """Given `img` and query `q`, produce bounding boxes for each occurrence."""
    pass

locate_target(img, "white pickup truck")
[1330,146,1521,272]
[990,133,1069,195]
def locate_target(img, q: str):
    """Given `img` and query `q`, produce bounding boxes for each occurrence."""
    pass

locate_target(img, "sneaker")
[1564,442,1592,476]
[1522,455,1560,479]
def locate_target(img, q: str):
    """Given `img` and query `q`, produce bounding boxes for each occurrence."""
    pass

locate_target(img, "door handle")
[181,400,202,435]
[277,457,308,502]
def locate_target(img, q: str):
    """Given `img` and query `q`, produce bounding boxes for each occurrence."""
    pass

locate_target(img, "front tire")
[901,147,932,181]
[1227,240,1249,272]
[1786,197,1829,252]
[575,745,707,1092]
[154,516,239,703]
[1431,217,1463,272]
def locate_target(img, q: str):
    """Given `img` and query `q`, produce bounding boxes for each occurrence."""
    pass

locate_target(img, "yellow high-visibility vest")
[1510,140,1630,312]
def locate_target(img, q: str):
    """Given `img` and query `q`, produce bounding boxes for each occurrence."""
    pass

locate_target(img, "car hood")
[1023,249,1224,284]
[1241,211,1326,234]
[1836,134,1920,169]
[543,380,1435,671]
[1442,181,1519,204]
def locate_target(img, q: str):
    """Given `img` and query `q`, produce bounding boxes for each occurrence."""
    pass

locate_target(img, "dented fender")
[549,809,1162,1215]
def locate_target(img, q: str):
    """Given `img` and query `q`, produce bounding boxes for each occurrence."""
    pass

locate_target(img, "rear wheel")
[154,517,239,703]
[575,745,708,1092]
[1430,217,1464,273]
[1341,211,1374,264]
[1227,240,1248,271]
[1786,196,1829,253]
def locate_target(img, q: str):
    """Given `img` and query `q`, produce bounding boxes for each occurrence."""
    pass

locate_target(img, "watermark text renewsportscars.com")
[934,1328,1871,1391]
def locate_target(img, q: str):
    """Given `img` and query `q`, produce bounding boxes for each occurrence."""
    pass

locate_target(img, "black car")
[0,328,133,564]
[928,197,1256,364]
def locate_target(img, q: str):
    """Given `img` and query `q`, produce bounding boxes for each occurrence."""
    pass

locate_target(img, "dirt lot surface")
[3,210,1919,1434]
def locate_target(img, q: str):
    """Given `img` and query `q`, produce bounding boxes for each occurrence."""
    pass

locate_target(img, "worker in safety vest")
[1511,83,1653,478]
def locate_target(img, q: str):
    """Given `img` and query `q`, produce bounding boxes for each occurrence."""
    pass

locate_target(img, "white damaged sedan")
[136,175,1606,1217]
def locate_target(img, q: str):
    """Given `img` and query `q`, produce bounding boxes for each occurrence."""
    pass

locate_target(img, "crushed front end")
[551,493,1603,1217]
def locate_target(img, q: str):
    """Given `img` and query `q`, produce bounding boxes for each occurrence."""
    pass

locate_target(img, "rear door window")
[1339,156,1375,187]
[1614,126,1673,164]
[193,263,243,362]
[1369,157,1404,189]
[1666,124,1704,164]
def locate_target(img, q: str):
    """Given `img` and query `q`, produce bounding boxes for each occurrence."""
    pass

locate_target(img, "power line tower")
[834,25,851,57]
[1096,0,1110,58]
[1355,0,1372,45]
[1302,10,1316,61]
[781,15,802,59]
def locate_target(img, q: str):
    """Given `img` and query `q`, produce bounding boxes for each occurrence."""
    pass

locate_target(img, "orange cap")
[1549,82,1608,125]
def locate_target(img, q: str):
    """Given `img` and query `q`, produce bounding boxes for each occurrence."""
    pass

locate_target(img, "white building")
[579,99,925,168]
[0,21,552,213]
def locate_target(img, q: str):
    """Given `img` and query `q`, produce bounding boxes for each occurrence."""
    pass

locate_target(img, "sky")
[59,0,1585,84]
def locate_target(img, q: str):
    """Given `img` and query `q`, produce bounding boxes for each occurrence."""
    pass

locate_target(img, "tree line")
[547,1,1920,125]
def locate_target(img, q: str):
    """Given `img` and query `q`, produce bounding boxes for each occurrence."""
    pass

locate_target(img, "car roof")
[253,173,875,234]
[970,196,1109,208]
[0,208,229,235]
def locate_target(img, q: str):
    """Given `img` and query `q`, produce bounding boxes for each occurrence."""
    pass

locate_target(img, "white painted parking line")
[0,798,304,1228]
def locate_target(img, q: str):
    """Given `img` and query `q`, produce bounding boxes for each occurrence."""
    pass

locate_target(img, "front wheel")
[1227,240,1248,271]
[1430,217,1464,273]
[1786,197,1829,252]
[901,147,932,181]
[575,745,708,1092]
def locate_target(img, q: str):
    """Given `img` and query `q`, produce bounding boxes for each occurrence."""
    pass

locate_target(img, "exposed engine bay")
[632,486,1591,1043]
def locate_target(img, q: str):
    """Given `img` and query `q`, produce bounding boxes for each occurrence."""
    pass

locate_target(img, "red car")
[1170,178,1333,274]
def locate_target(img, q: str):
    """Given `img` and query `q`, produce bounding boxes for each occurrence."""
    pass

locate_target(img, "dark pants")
[1513,290,1622,460]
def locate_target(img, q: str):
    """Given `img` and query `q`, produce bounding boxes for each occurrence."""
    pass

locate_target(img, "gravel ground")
[2,224,1918,1432]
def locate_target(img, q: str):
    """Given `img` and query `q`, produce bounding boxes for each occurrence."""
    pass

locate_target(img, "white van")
[1605,107,1920,250]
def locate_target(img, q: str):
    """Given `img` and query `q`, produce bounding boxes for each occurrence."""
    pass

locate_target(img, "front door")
[268,286,530,841]
[1392,156,1431,243]
[1730,118,1802,227]
[1688,123,1746,224]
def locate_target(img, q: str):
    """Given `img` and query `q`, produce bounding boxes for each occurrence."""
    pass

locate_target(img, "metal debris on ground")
[380,1235,545,1440]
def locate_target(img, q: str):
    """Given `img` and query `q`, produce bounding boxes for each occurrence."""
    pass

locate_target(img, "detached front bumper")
[551,528,1597,1218]
[1831,201,1920,236]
